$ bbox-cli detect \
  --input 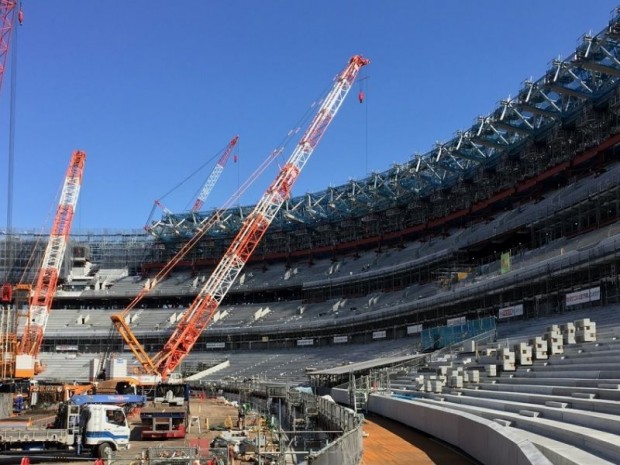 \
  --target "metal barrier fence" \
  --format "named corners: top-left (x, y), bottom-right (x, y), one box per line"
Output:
top-left (300, 392), bottom-right (363, 465)
top-left (422, 316), bottom-right (496, 351)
